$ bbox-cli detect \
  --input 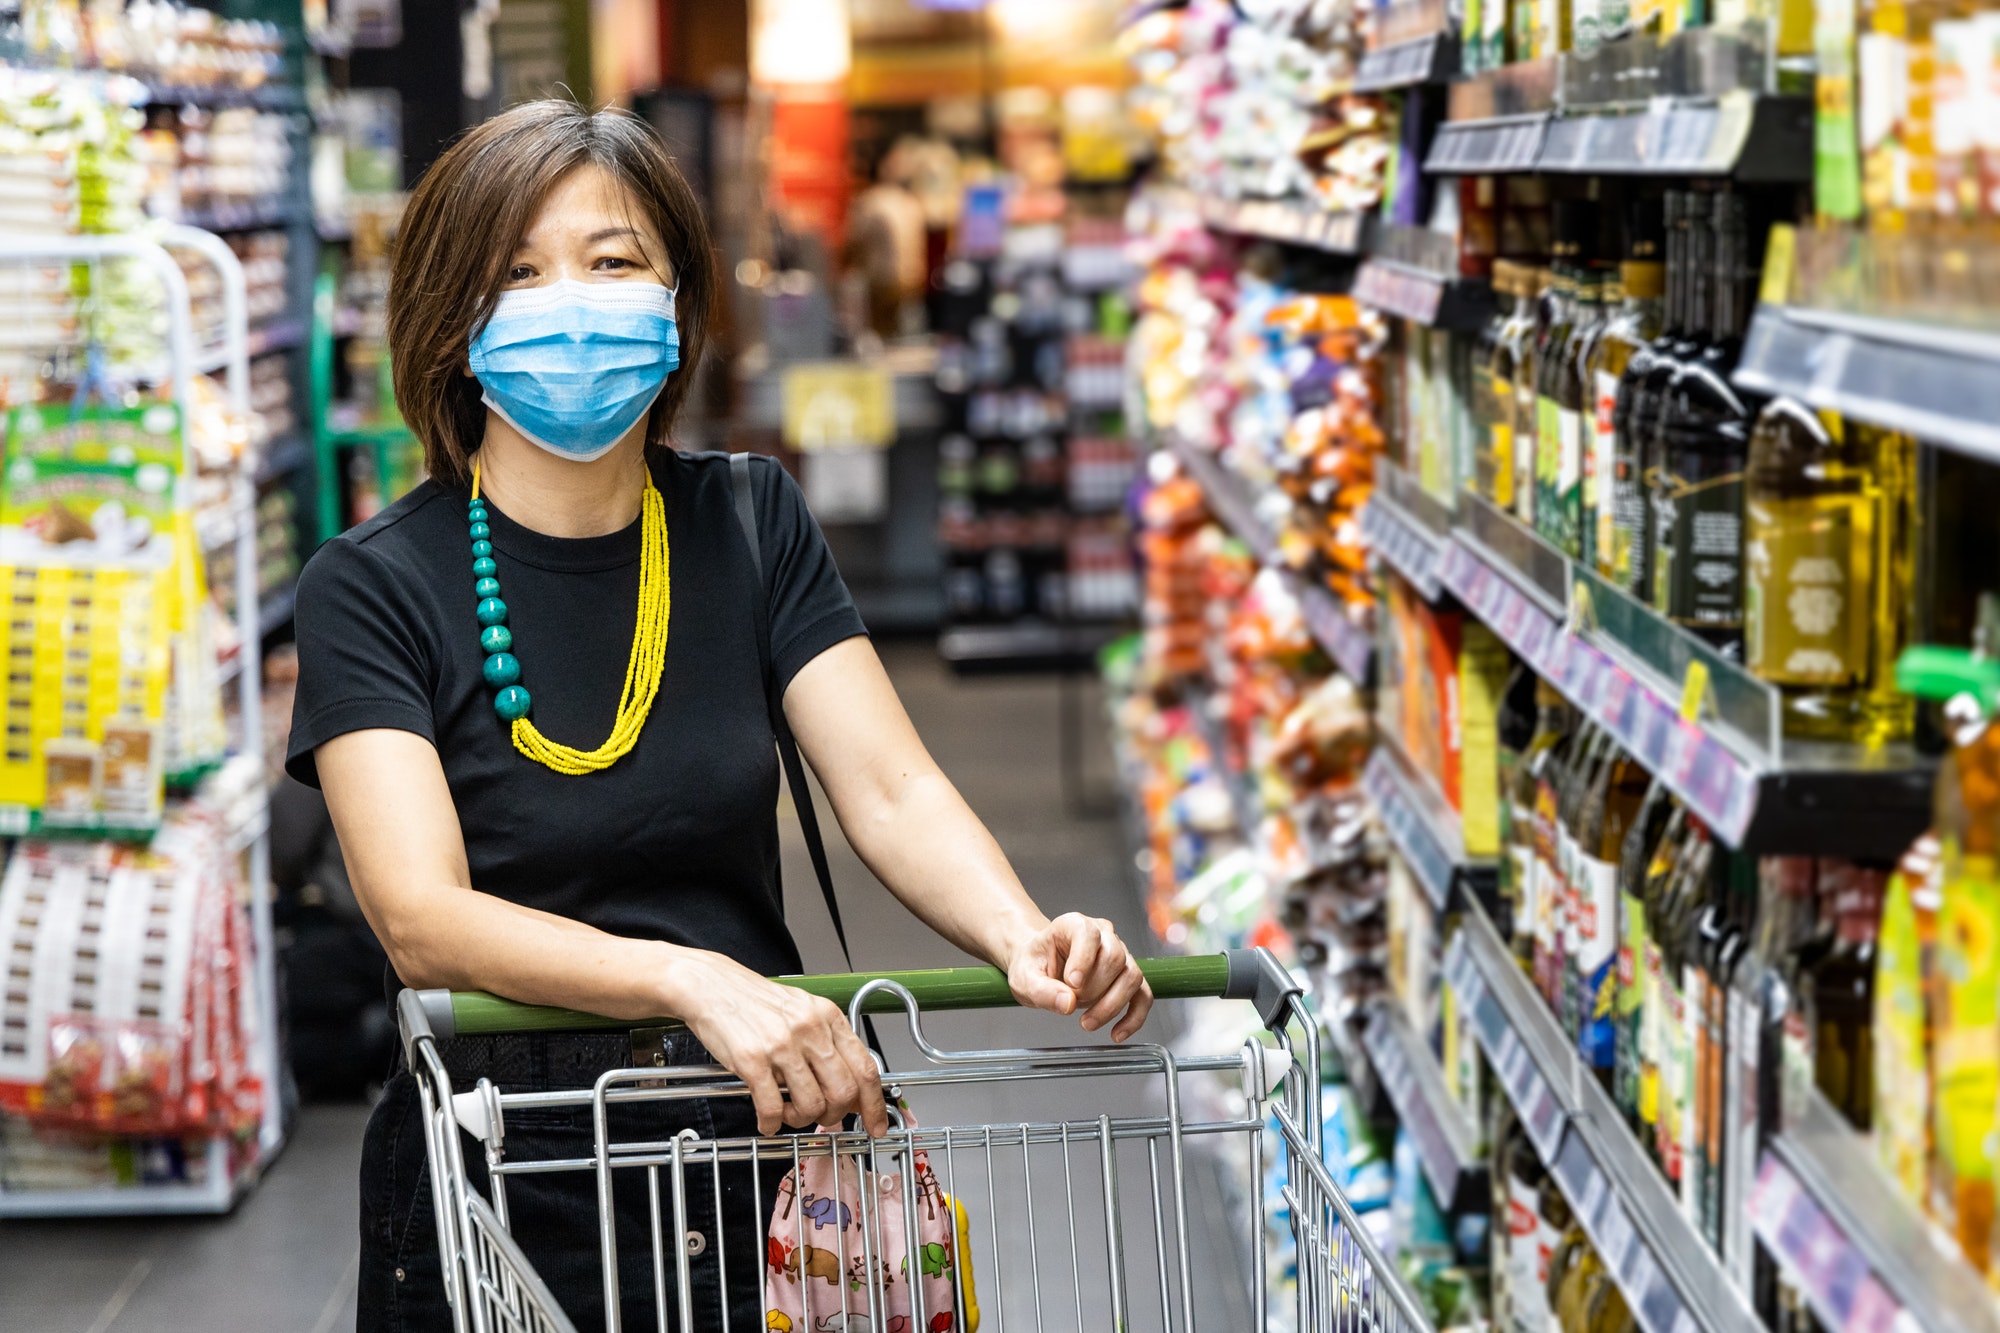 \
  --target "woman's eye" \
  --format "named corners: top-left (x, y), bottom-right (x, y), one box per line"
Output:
top-left (507, 265), bottom-right (534, 282)
top-left (594, 257), bottom-right (631, 271)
